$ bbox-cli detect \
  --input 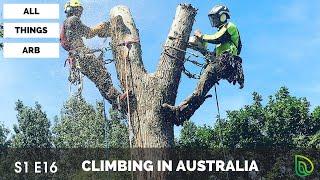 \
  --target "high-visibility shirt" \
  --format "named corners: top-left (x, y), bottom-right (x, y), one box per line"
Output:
top-left (202, 22), bottom-right (241, 56)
